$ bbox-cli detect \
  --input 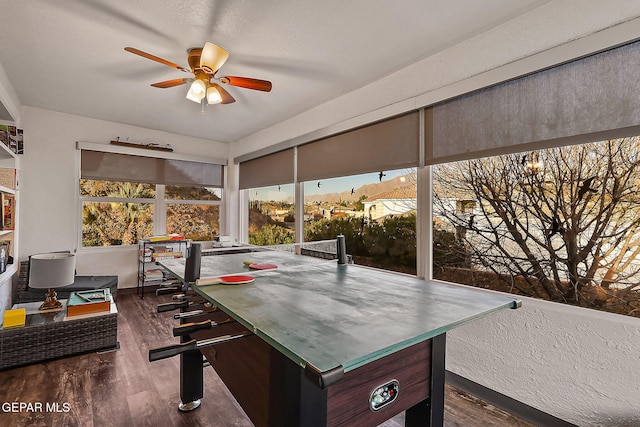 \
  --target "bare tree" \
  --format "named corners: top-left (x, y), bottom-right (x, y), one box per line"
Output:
top-left (434, 137), bottom-right (640, 314)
